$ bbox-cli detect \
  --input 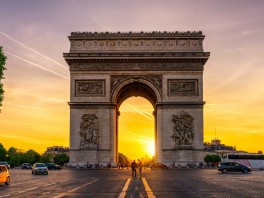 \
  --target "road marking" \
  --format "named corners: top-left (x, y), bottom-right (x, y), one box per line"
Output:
top-left (0, 194), bottom-right (11, 198)
top-left (53, 178), bottom-right (98, 198)
top-left (43, 179), bottom-right (70, 187)
top-left (0, 179), bottom-right (71, 198)
top-left (118, 178), bottom-right (131, 198)
top-left (142, 178), bottom-right (156, 198)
